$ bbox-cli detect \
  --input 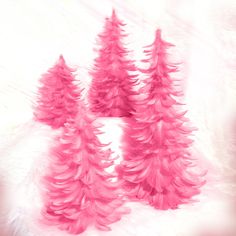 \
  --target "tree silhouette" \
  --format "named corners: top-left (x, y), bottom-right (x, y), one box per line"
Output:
top-left (42, 102), bottom-right (128, 234)
top-left (117, 29), bottom-right (205, 210)
top-left (34, 55), bottom-right (80, 129)
top-left (88, 10), bottom-right (137, 117)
